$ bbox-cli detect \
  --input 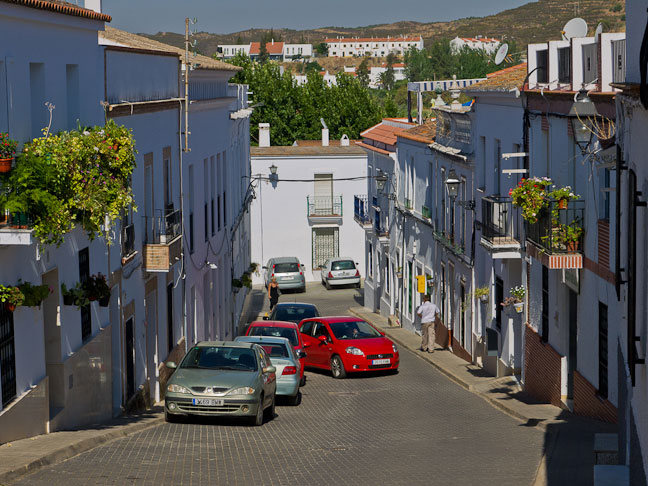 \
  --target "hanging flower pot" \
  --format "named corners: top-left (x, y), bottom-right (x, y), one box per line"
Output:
top-left (0, 157), bottom-right (13, 173)
top-left (99, 295), bottom-right (110, 307)
top-left (566, 240), bottom-right (579, 253)
top-left (558, 199), bottom-right (568, 210)
top-left (514, 302), bottom-right (524, 313)
top-left (4, 302), bottom-right (16, 312)
top-left (479, 294), bottom-right (489, 303)
top-left (63, 293), bottom-right (75, 306)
